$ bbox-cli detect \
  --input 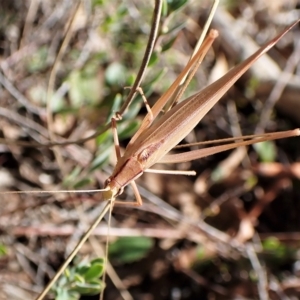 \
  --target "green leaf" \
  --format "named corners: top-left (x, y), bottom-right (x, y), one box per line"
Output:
top-left (122, 96), bottom-right (143, 120)
top-left (90, 144), bottom-right (112, 171)
top-left (92, 0), bottom-right (104, 7)
top-left (82, 262), bottom-right (105, 281)
top-left (196, 245), bottom-right (206, 261)
top-left (145, 68), bottom-right (166, 88)
top-left (118, 120), bottom-right (140, 140)
top-left (254, 140), bottom-right (276, 162)
top-left (77, 265), bottom-right (90, 276)
top-left (211, 166), bottom-right (224, 183)
top-left (67, 70), bottom-right (101, 107)
top-left (26, 46), bottom-right (48, 73)
top-left (161, 36), bottom-right (177, 52)
top-left (167, 0), bottom-right (188, 14)
top-left (64, 268), bottom-right (71, 279)
top-left (245, 174), bottom-right (258, 190)
top-left (163, 22), bottom-right (186, 37)
top-left (91, 257), bottom-right (105, 265)
top-left (105, 93), bottom-right (122, 122)
top-left (263, 237), bottom-right (281, 251)
top-left (96, 129), bottom-right (111, 145)
top-left (55, 287), bottom-right (79, 300)
top-left (74, 274), bottom-right (85, 283)
top-left (73, 282), bottom-right (104, 295)
top-left (113, 250), bottom-right (146, 264)
top-left (62, 166), bottom-right (82, 187)
top-left (262, 237), bottom-right (293, 262)
top-left (73, 178), bottom-right (93, 189)
top-left (126, 73), bottom-right (136, 86)
top-left (148, 51), bottom-right (159, 67)
top-left (0, 244), bottom-right (8, 257)
top-left (105, 62), bottom-right (127, 86)
top-left (161, 0), bottom-right (168, 17)
top-left (109, 237), bottom-right (154, 263)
